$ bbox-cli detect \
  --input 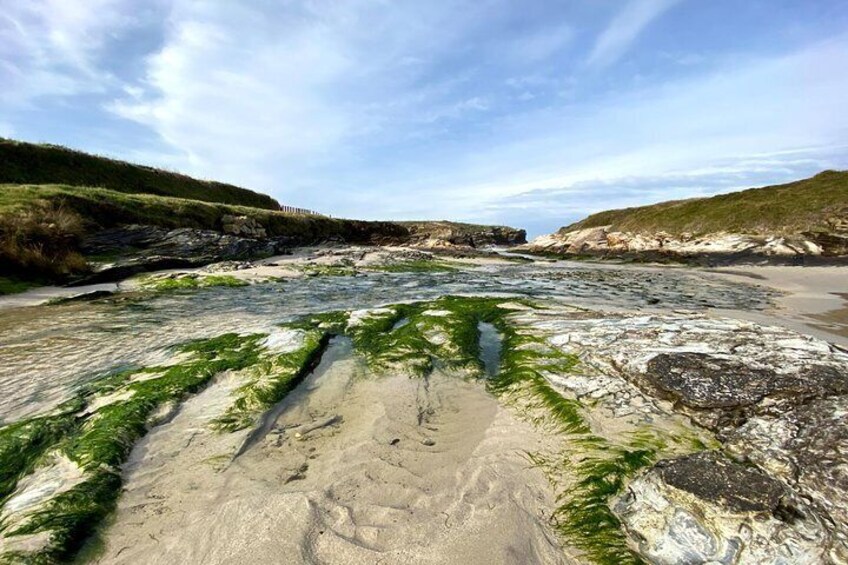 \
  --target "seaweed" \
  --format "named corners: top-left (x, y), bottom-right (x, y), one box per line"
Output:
top-left (300, 264), bottom-right (357, 277)
top-left (0, 332), bottom-right (267, 562)
top-left (212, 329), bottom-right (331, 432)
top-left (136, 274), bottom-right (249, 292)
top-left (366, 259), bottom-right (459, 273)
top-left (0, 413), bottom-right (79, 505)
